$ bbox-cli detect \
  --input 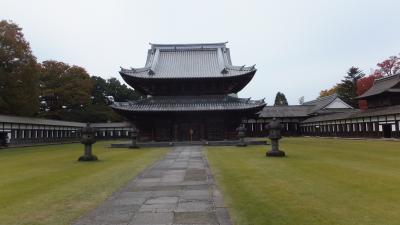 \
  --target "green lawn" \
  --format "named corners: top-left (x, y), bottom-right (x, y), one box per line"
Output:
top-left (207, 138), bottom-right (400, 225)
top-left (0, 141), bottom-right (168, 225)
